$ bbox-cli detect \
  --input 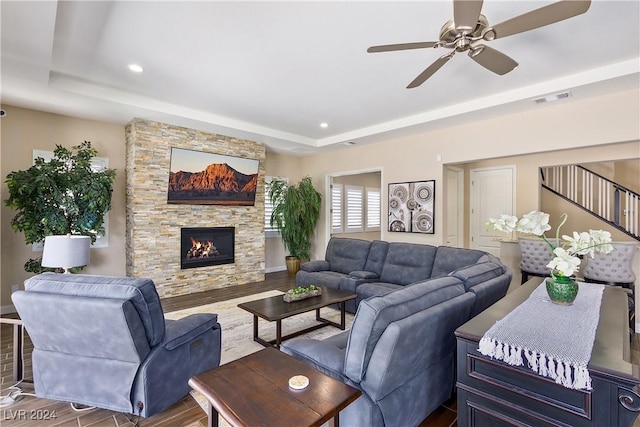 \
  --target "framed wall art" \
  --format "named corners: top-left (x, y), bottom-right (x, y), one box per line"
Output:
top-left (167, 147), bottom-right (259, 206)
top-left (388, 180), bottom-right (435, 234)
